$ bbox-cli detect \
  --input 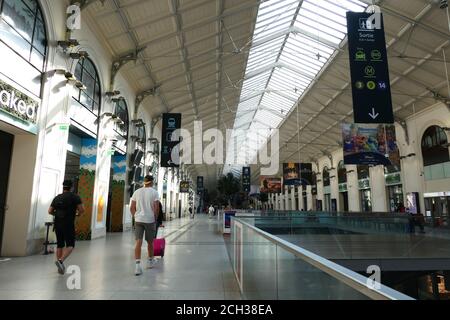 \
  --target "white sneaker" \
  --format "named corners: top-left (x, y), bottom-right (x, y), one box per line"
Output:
top-left (147, 258), bottom-right (157, 269)
top-left (135, 263), bottom-right (143, 276)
